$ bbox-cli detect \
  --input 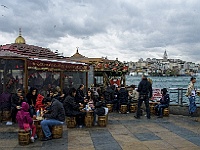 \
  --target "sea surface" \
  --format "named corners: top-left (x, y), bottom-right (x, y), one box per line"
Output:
top-left (126, 75), bottom-right (200, 106)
